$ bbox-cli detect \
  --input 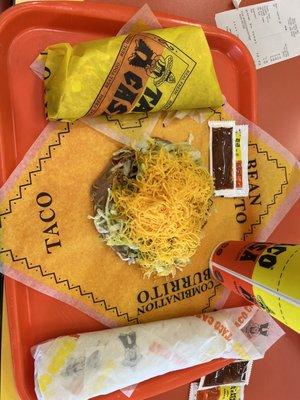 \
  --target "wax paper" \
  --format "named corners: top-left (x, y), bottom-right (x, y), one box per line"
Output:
top-left (32, 306), bottom-right (283, 400)
top-left (1, 101), bottom-right (299, 327)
